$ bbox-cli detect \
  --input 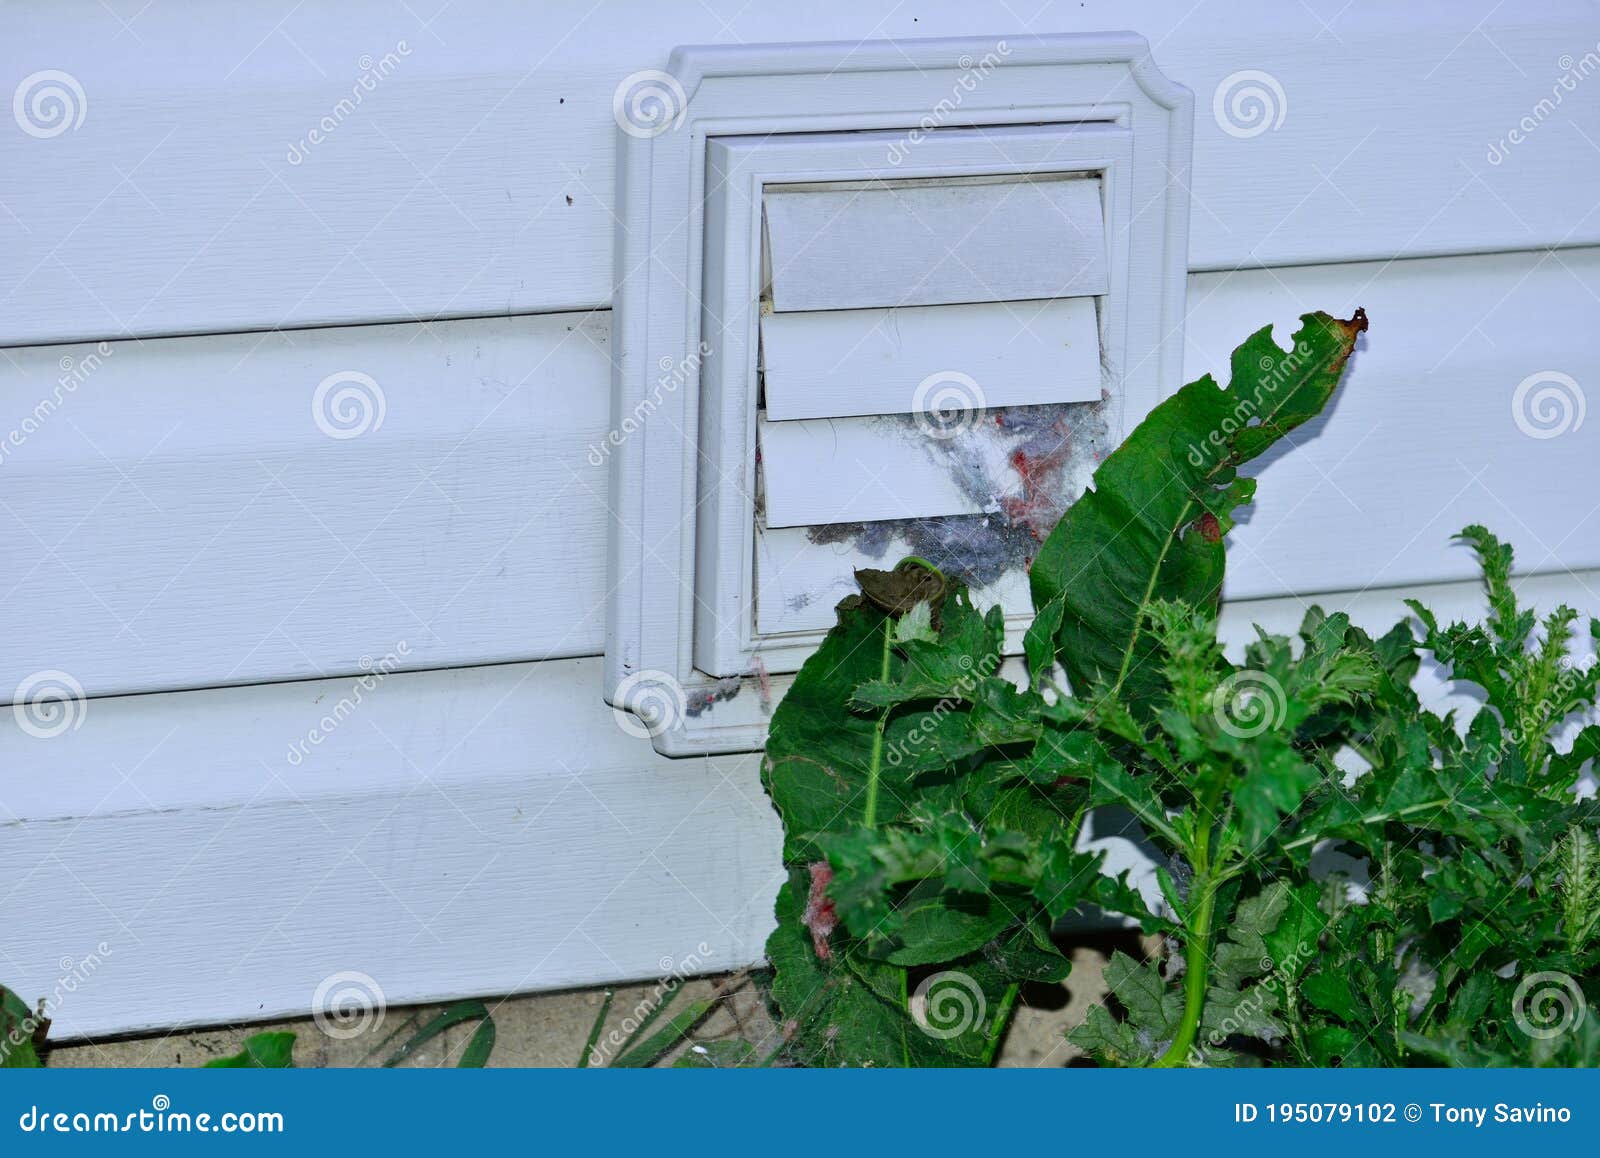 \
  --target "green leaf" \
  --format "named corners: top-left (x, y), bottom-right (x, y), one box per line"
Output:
top-left (577, 988), bottom-right (615, 1067)
top-left (1068, 951), bottom-right (1183, 1066)
top-left (383, 1000), bottom-right (495, 1068)
top-left (205, 1031), bottom-right (296, 1068)
top-left (763, 597), bottom-right (901, 862)
top-left (1024, 594), bottom-right (1066, 687)
top-left (611, 999), bottom-right (716, 1068)
top-left (1029, 310), bottom-right (1367, 707)
top-left (1261, 881), bottom-right (1327, 982)
top-left (765, 874), bottom-right (973, 1067)
top-left (0, 986), bottom-right (44, 1068)
top-left (457, 1018), bottom-right (496, 1068)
